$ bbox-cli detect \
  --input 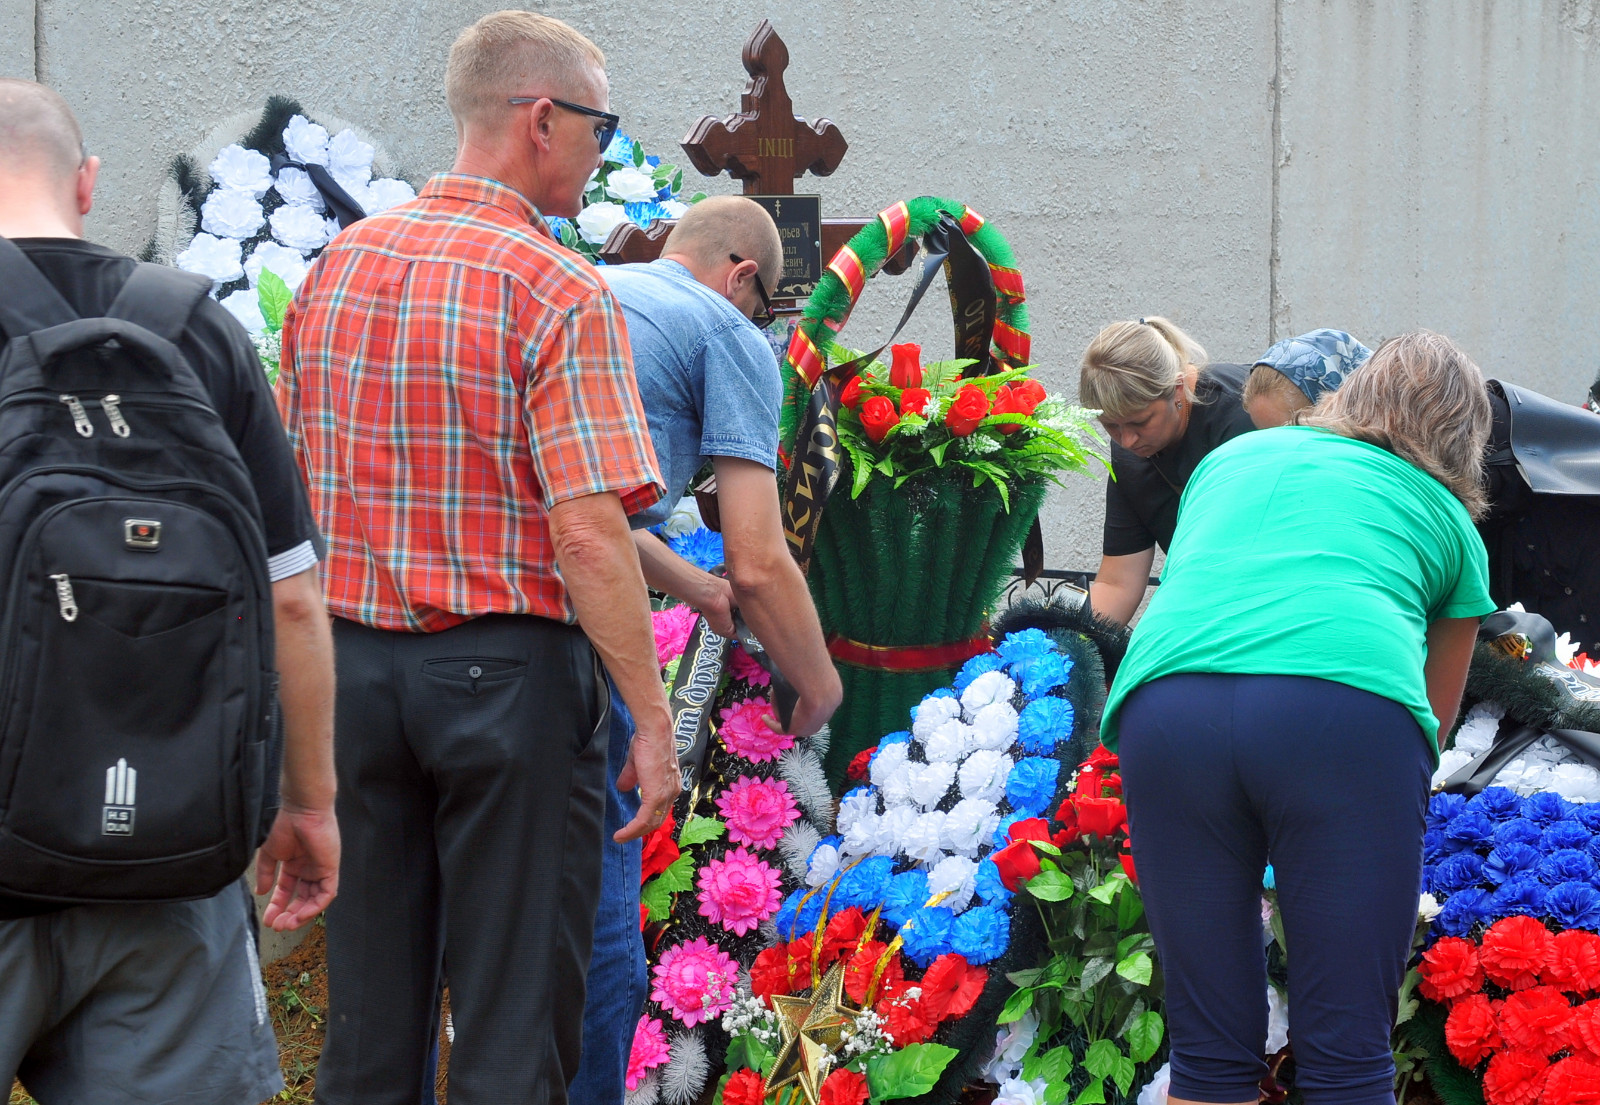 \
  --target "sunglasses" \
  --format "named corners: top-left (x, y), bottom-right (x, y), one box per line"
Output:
top-left (507, 96), bottom-right (620, 152)
top-left (729, 254), bottom-right (775, 327)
